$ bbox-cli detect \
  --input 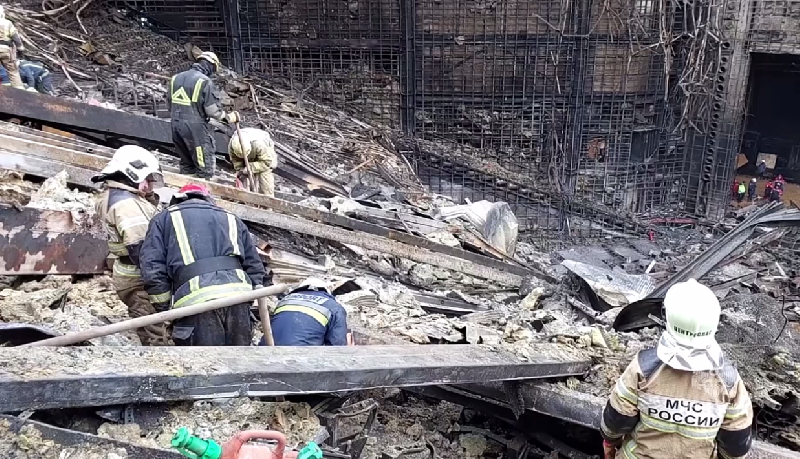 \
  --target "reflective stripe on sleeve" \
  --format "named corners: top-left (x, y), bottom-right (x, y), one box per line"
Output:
top-left (117, 215), bottom-right (149, 232)
top-left (615, 378), bottom-right (639, 405)
top-left (113, 261), bottom-right (140, 277)
top-left (149, 291), bottom-right (172, 304)
top-left (196, 146), bottom-right (205, 167)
